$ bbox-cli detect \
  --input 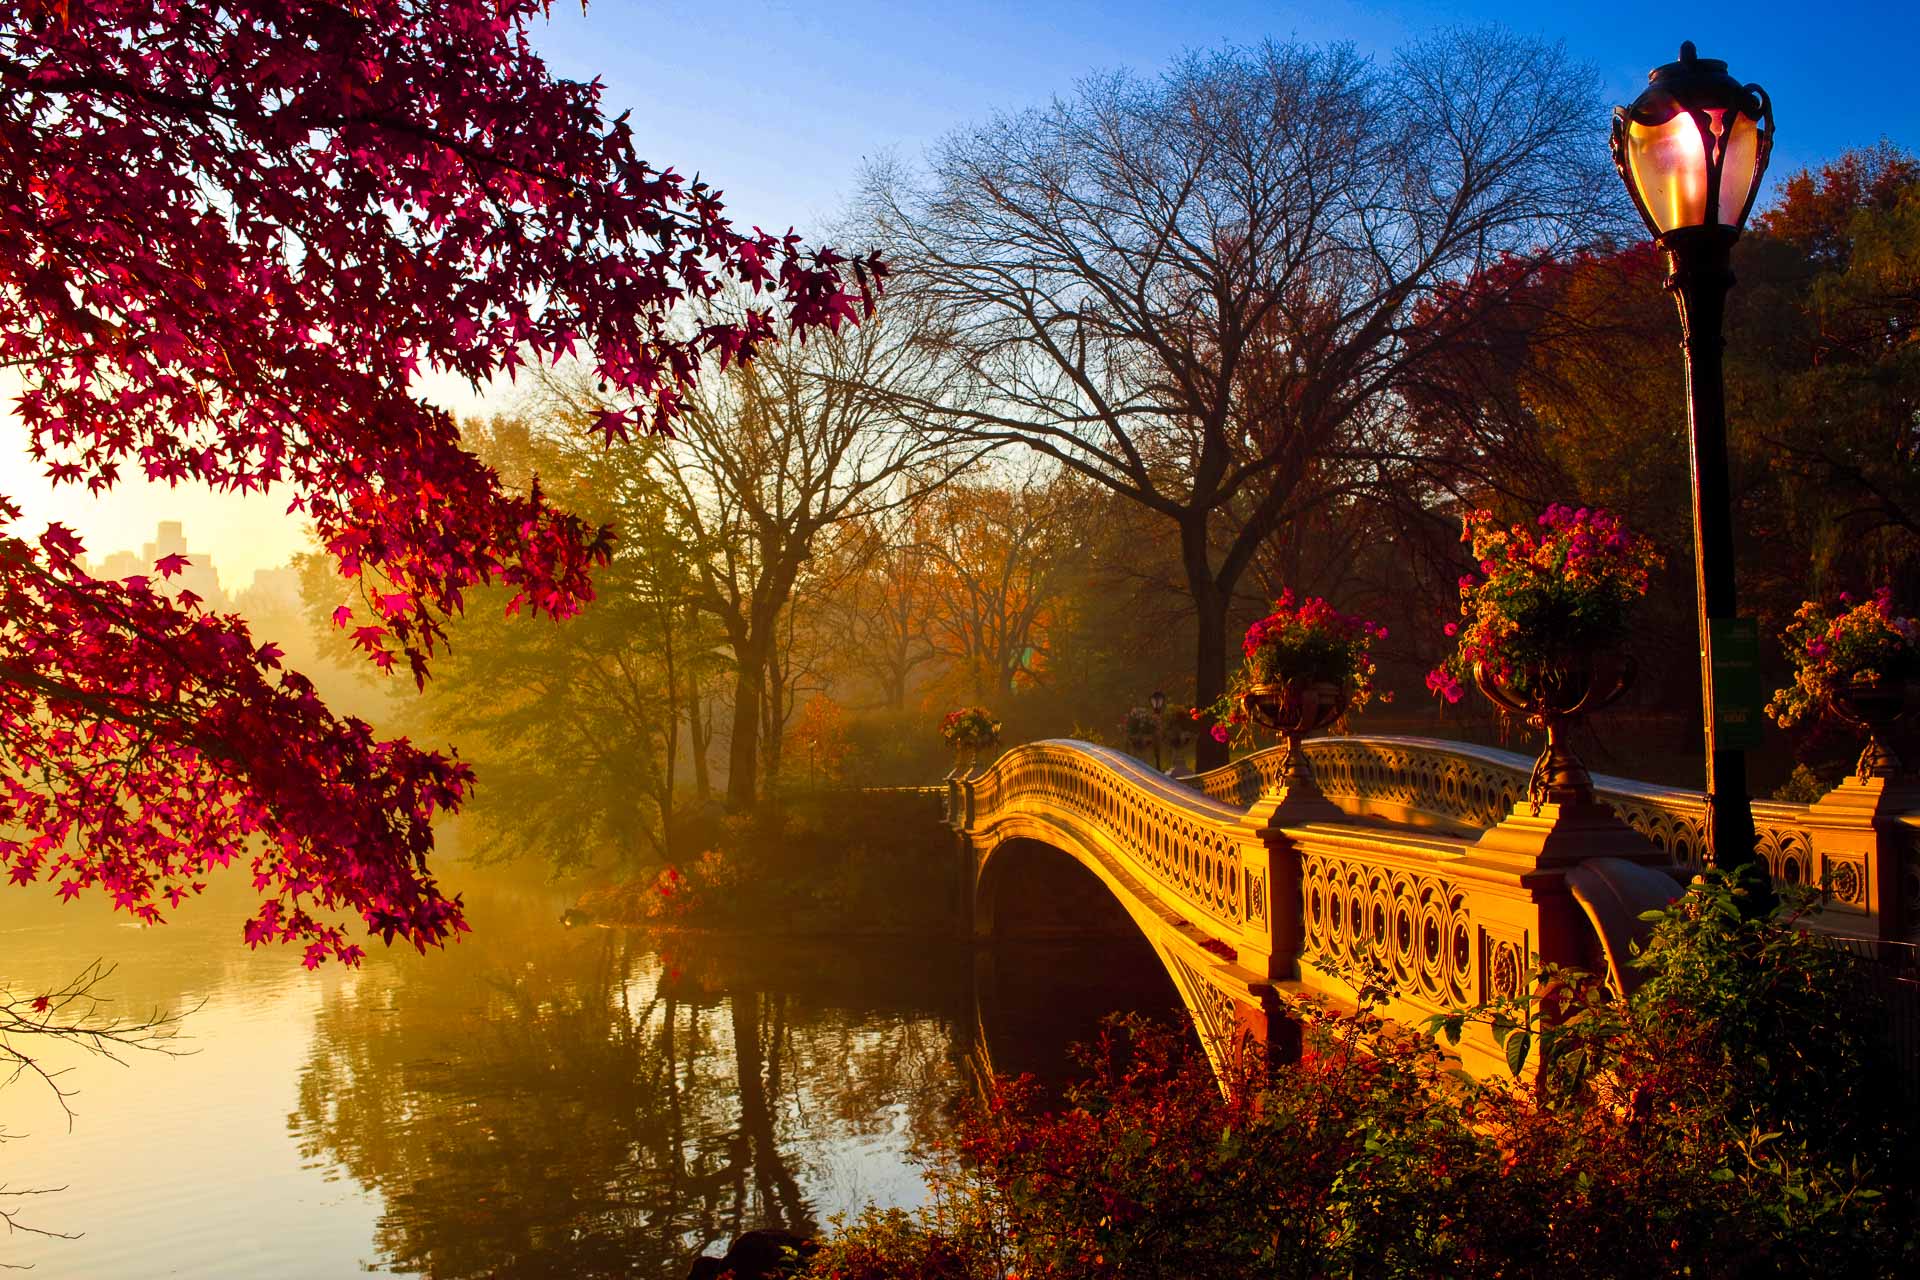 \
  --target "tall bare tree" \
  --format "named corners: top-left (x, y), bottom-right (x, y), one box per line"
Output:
top-left (813, 515), bottom-right (945, 710)
top-left (556, 301), bottom-right (972, 809)
top-left (920, 472), bottom-right (1077, 700)
top-left (868, 30), bottom-right (1619, 765)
